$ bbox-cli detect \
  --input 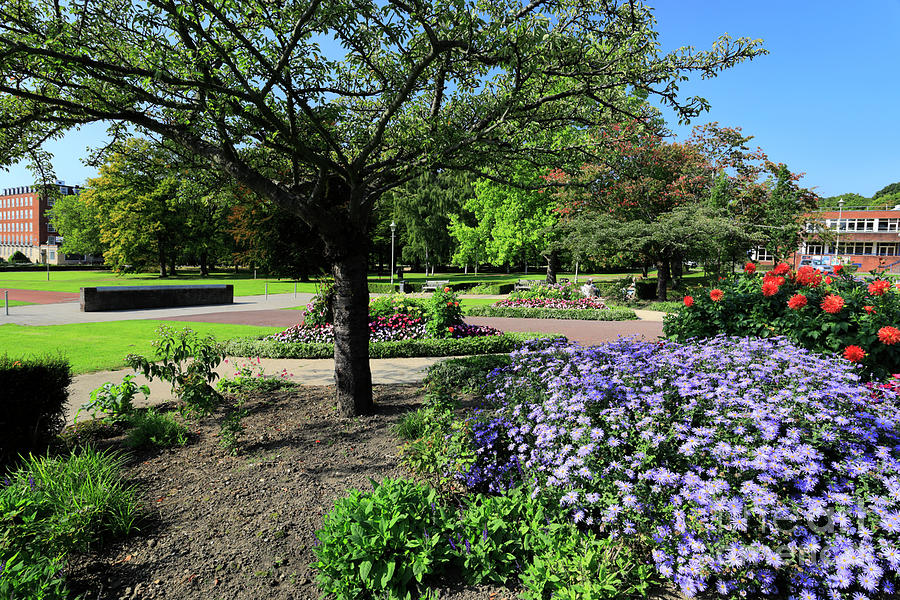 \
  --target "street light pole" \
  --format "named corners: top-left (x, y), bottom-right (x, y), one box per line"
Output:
top-left (389, 221), bottom-right (396, 288)
top-left (835, 197), bottom-right (845, 265)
